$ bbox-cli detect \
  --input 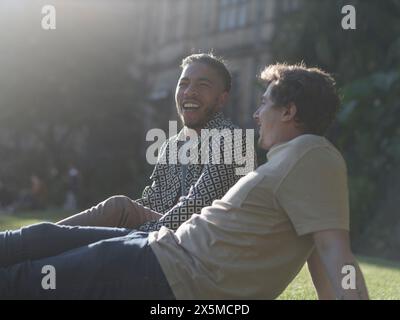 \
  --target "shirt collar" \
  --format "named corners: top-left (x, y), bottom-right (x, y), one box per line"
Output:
top-left (202, 111), bottom-right (225, 130)
top-left (266, 134), bottom-right (325, 160)
top-left (176, 111), bottom-right (225, 141)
